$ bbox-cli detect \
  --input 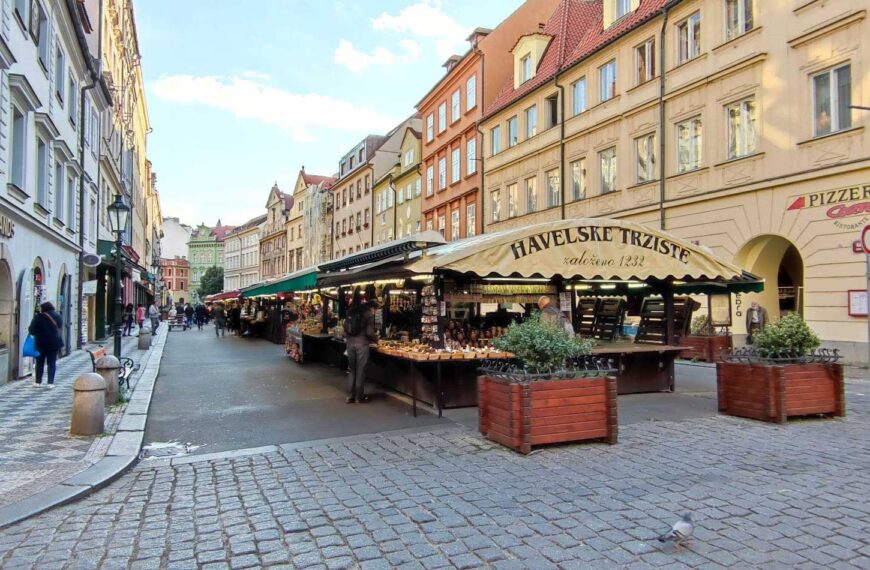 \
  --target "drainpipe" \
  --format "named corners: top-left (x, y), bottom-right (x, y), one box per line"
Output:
top-left (474, 46), bottom-right (485, 235)
top-left (659, 3), bottom-right (672, 231)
